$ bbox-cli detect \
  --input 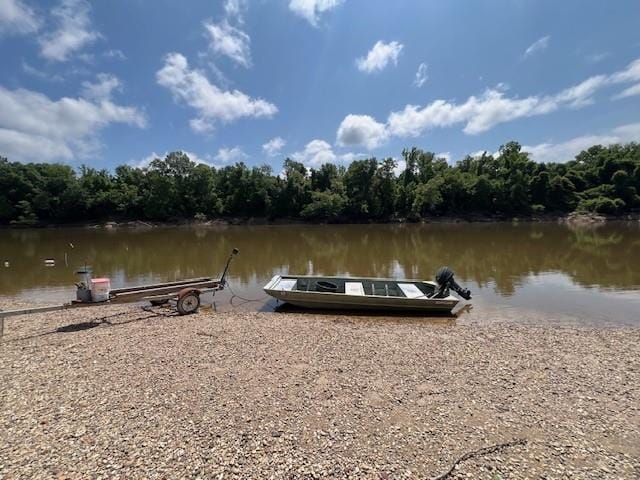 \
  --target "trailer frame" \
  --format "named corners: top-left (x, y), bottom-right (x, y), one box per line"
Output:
top-left (0, 248), bottom-right (239, 339)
